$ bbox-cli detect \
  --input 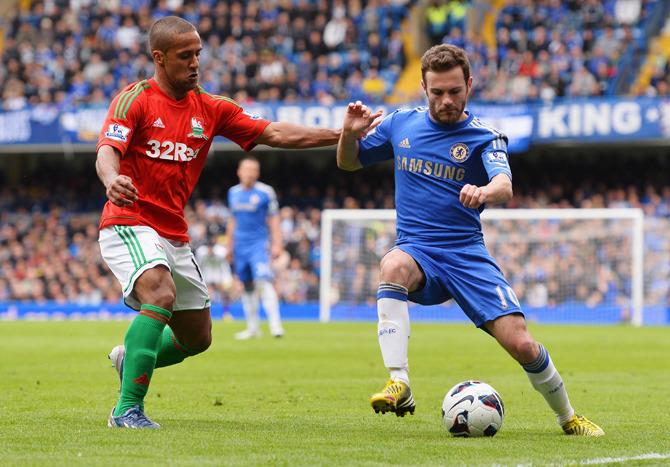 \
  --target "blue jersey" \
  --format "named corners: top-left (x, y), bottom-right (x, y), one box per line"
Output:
top-left (359, 108), bottom-right (511, 246)
top-left (227, 182), bottom-right (278, 247)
